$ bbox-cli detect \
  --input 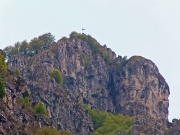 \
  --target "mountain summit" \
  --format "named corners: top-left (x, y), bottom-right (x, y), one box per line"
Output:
top-left (0, 32), bottom-right (178, 134)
